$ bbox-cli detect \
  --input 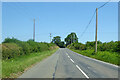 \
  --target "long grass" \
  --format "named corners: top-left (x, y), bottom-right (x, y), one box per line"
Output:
top-left (2, 48), bottom-right (58, 78)
top-left (71, 49), bottom-right (120, 65)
